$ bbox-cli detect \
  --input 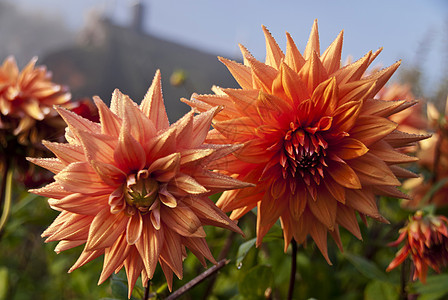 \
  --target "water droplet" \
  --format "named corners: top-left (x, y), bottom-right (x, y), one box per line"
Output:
top-left (236, 262), bottom-right (243, 269)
